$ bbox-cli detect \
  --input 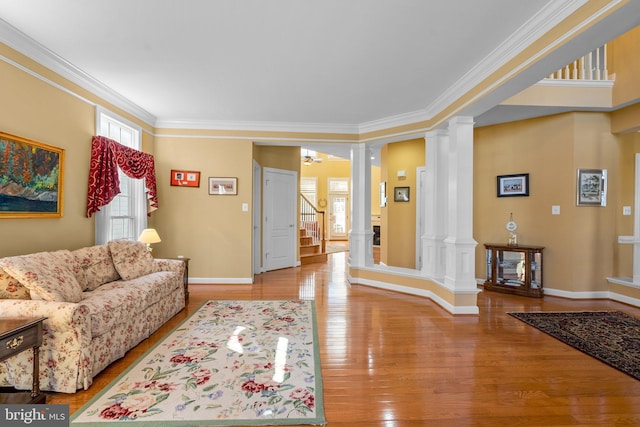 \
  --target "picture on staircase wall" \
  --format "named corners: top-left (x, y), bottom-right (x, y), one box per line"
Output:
top-left (577, 169), bottom-right (607, 206)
